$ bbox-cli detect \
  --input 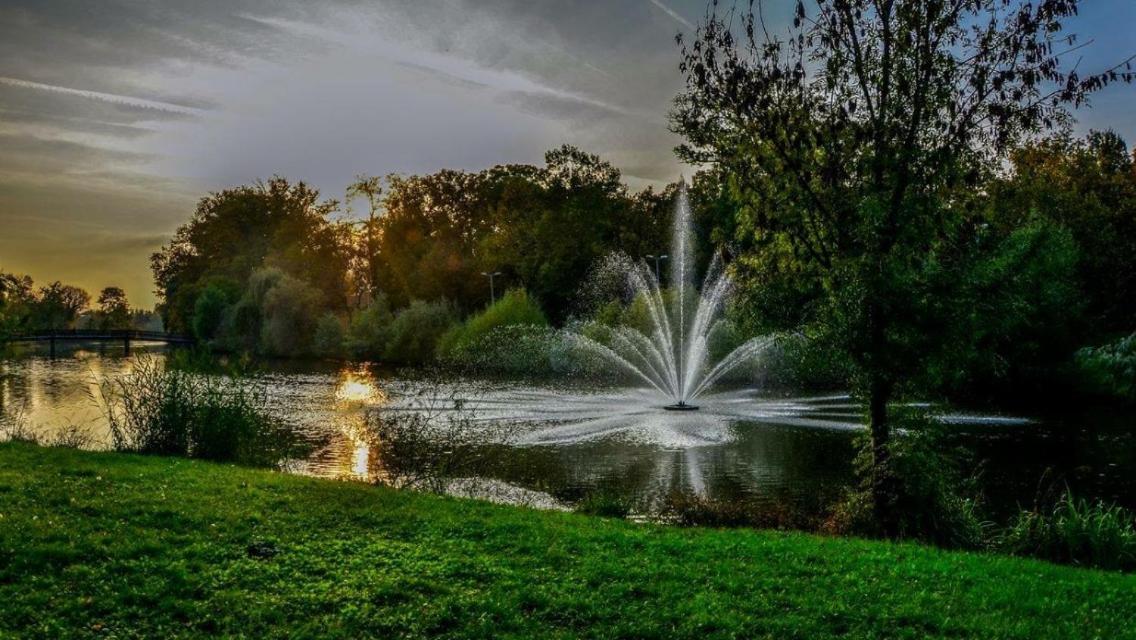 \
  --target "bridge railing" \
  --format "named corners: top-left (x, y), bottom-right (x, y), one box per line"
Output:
top-left (1, 329), bottom-right (195, 344)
